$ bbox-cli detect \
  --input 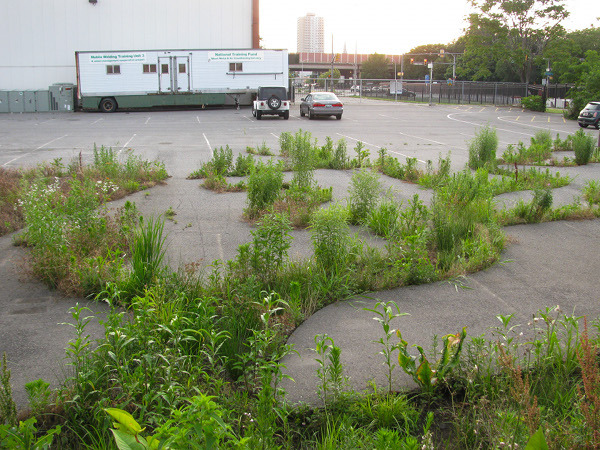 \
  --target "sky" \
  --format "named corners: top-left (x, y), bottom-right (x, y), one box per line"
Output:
top-left (260, 0), bottom-right (599, 55)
